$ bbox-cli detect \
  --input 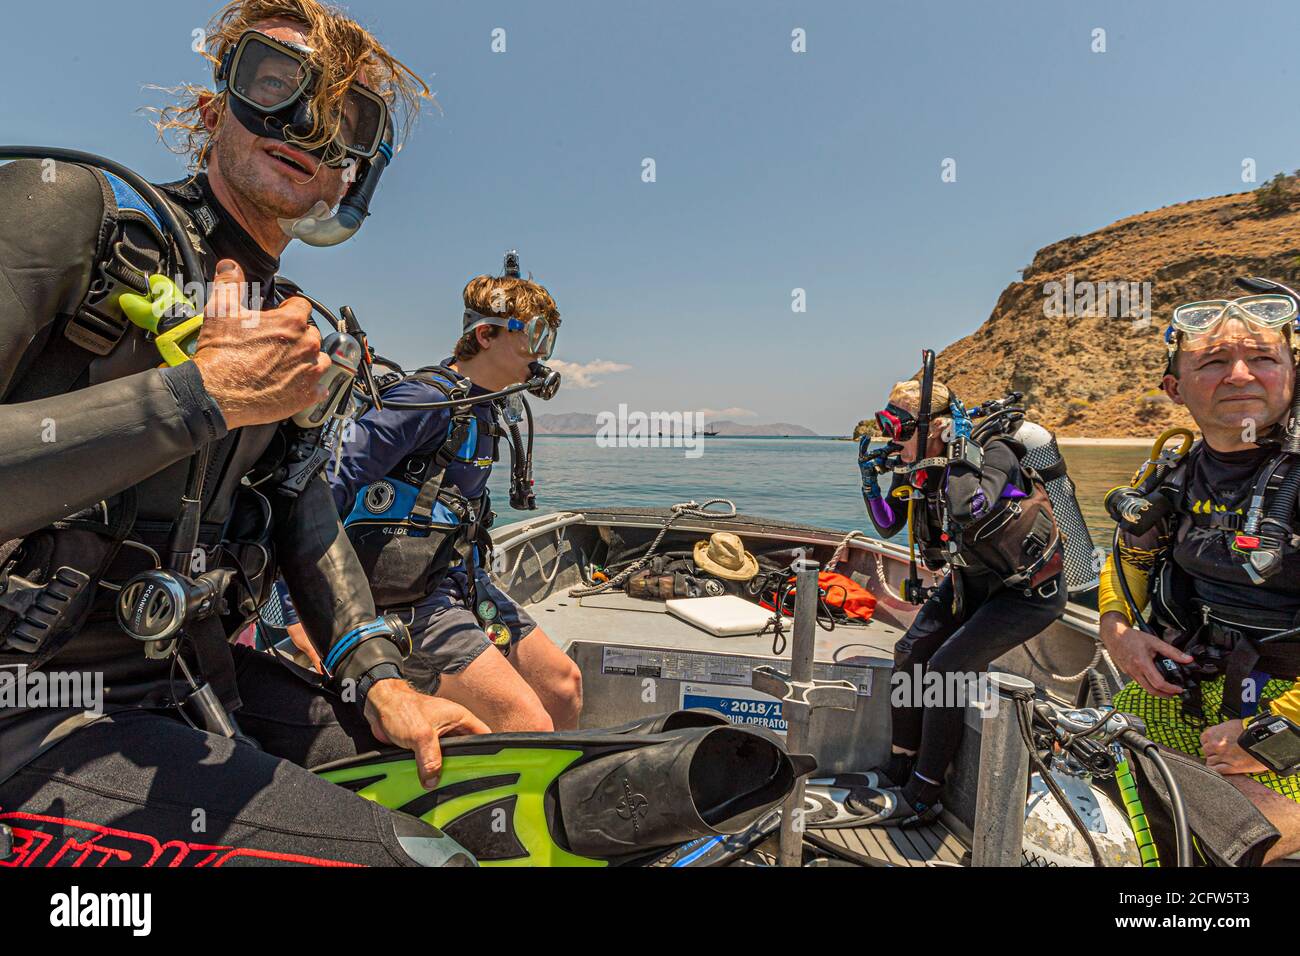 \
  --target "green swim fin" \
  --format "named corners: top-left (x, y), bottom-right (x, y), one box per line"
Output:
top-left (315, 714), bottom-right (813, 867)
